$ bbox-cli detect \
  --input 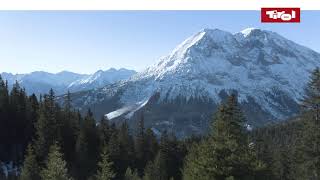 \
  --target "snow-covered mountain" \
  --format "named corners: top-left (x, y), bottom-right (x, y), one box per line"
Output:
top-left (1, 68), bottom-right (136, 95)
top-left (123, 28), bottom-right (318, 118)
top-left (67, 68), bottom-right (136, 92)
top-left (65, 28), bottom-right (320, 137)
